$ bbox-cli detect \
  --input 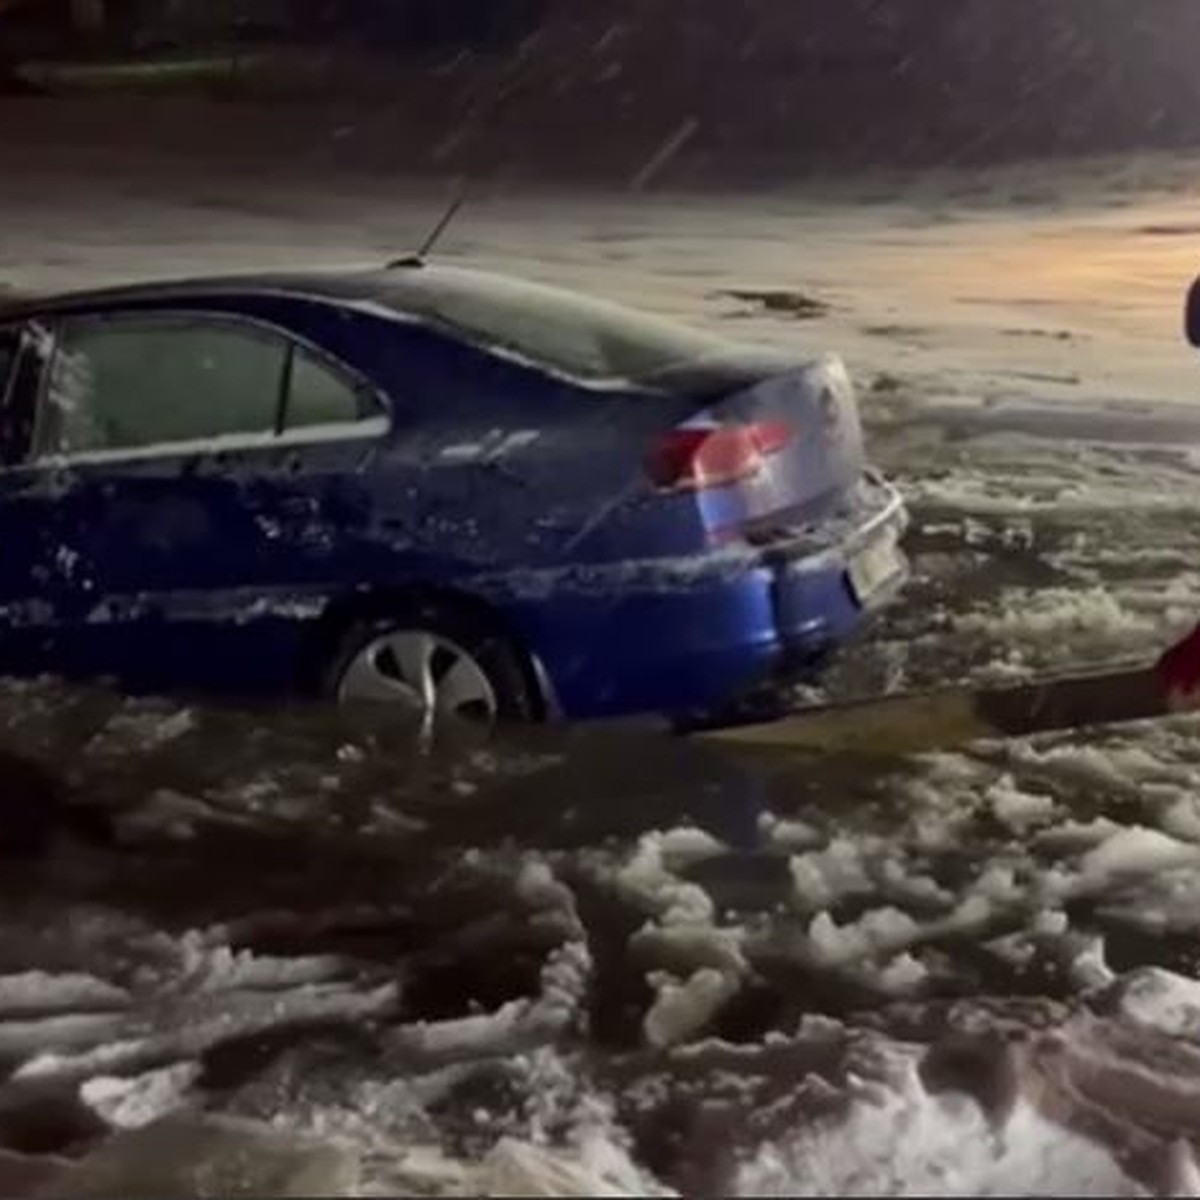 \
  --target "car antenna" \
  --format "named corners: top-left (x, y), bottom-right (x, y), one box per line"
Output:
top-left (386, 184), bottom-right (468, 269)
